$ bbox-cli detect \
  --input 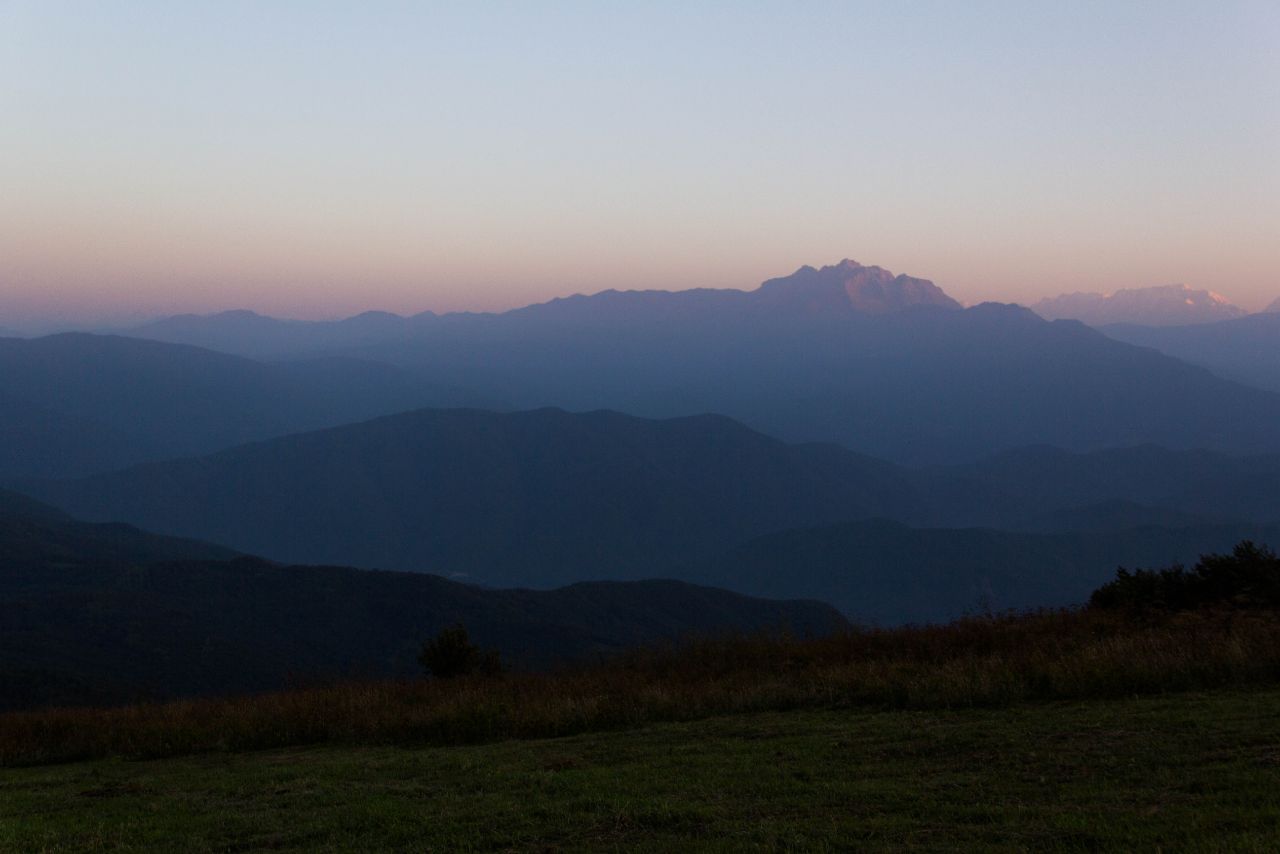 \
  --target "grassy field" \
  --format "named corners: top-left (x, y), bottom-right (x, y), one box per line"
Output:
top-left (3, 688), bottom-right (1279, 852)
top-left (6, 608), bottom-right (1280, 767)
